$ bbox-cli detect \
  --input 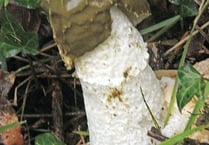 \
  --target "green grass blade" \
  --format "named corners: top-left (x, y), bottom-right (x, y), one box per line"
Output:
top-left (73, 130), bottom-right (89, 136)
top-left (140, 15), bottom-right (181, 35)
top-left (35, 133), bottom-right (65, 145)
top-left (185, 81), bottom-right (209, 130)
top-left (147, 18), bottom-right (179, 42)
top-left (184, 96), bottom-right (205, 130)
top-left (160, 124), bottom-right (209, 145)
top-left (0, 120), bottom-right (26, 133)
top-left (164, 77), bottom-right (179, 125)
top-left (204, 82), bottom-right (209, 97)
